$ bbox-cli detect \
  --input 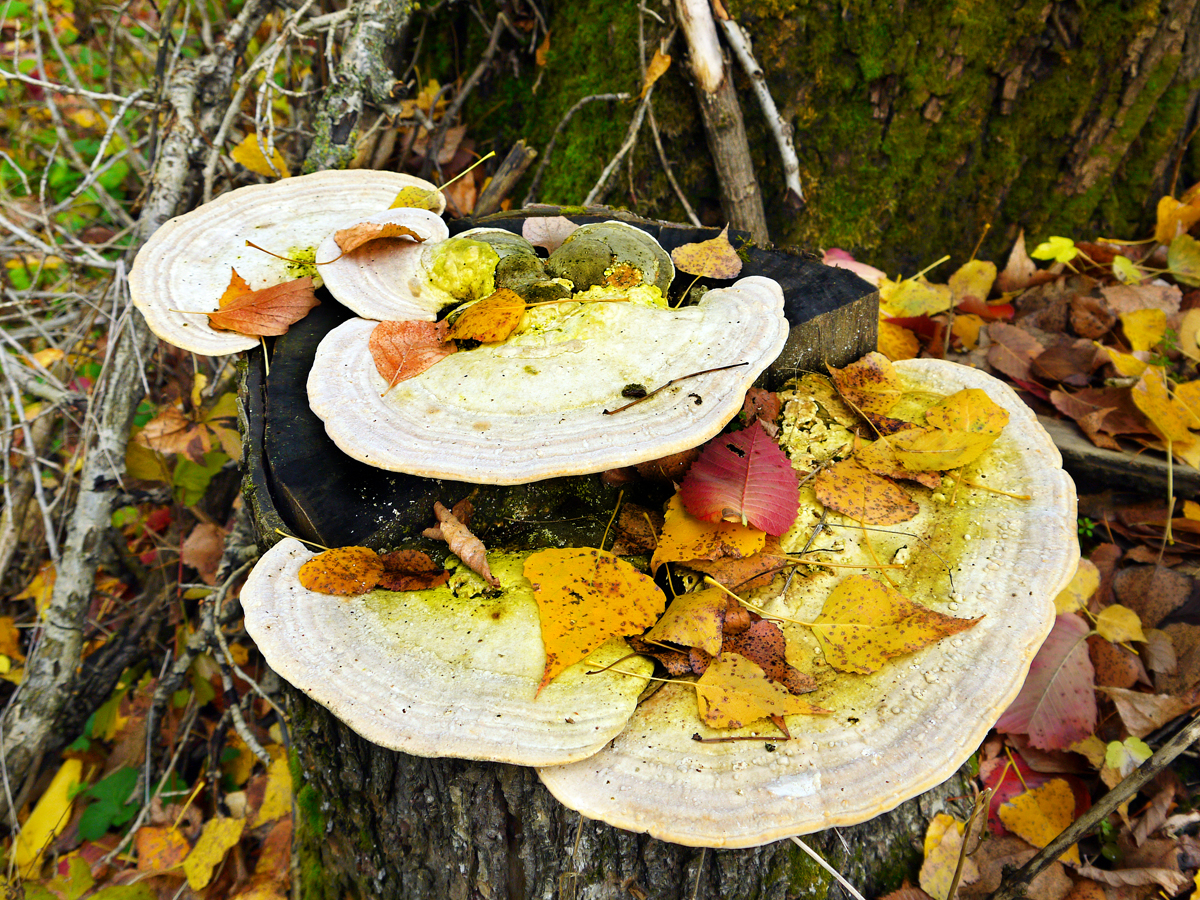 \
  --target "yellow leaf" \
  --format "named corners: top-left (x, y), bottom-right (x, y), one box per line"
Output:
top-left (695, 653), bottom-right (827, 729)
top-left (639, 47), bottom-right (672, 99)
top-left (1094, 604), bottom-right (1145, 644)
top-left (1130, 366), bottom-right (1194, 443)
top-left (389, 186), bottom-right (443, 211)
top-left (28, 347), bottom-right (64, 368)
top-left (1054, 559), bottom-right (1099, 615)
top-left (1120, 308), bottom-right (1167, 353)
top-left (14, 757), bottom-right (82, 874)
top-left (15, 562), bottom-right (55, 615)
top-left (1172, 378), bottom-right (1200, 428)
top-left (135, 825), bottom-right (190, 871)
top-left (1179, 309), bottom-right (1200, 361)
top-left (643, 587), bottom-right (727, 655)
top-left (880, 277), bottom-right (952, 318)
top-left (0, 616), bottom-right (24, 662)
top-left (889, 425), bottom-right (996, 472)
top-left (813, 575), bottom-right (982, 674)
top-left (446, 289), bottom-right (526, 343)
top-left (222, 732), bottom-right (257, 787)
top-left (535, 29), bottom-right (551, 66)
top-left (924, 388), bottom-right (1010, 436)
top-left (828, 351), bottom-right (905, 419)
top-left (878, 320), bottom-right (920, 361)
top-left (948, 259), bottom-right (996, 305)
top-left (669, 225), bottom-right (742, 279)
top-left (1184, 499), bottom-right (1200, 520)
top-left (255, 756), bottom-right (293, 825)
top-left (997, 779), bottom-right (1080, 865)
top-left (184, 816), bottom-right (246, 890)
top-left (813, 457), bottom-right (919, 525)
top-left (1102, 344), bottom-right (1148, 378)
top-left (951, 313), bottom-right (984, 351)
top-left (524, 548), bottom-right (666, 691)
top-left (229, 134), bottom-right (290, 179)
top-left (218, 268), bottom-right (253, 309)
top-left (1155, 194), bottom-right (1200, 243)
top-left (920, 814), bottom-right (979, 900)
top-left (125, 438), bottom-right (171, 483)
top-left (651, 494), bottom-right (765, 570)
